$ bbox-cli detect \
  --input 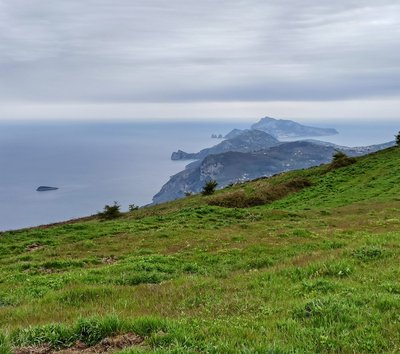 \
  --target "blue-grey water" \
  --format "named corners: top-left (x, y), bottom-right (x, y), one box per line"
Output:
top-left (0, 120), bottom-right (398, 231)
